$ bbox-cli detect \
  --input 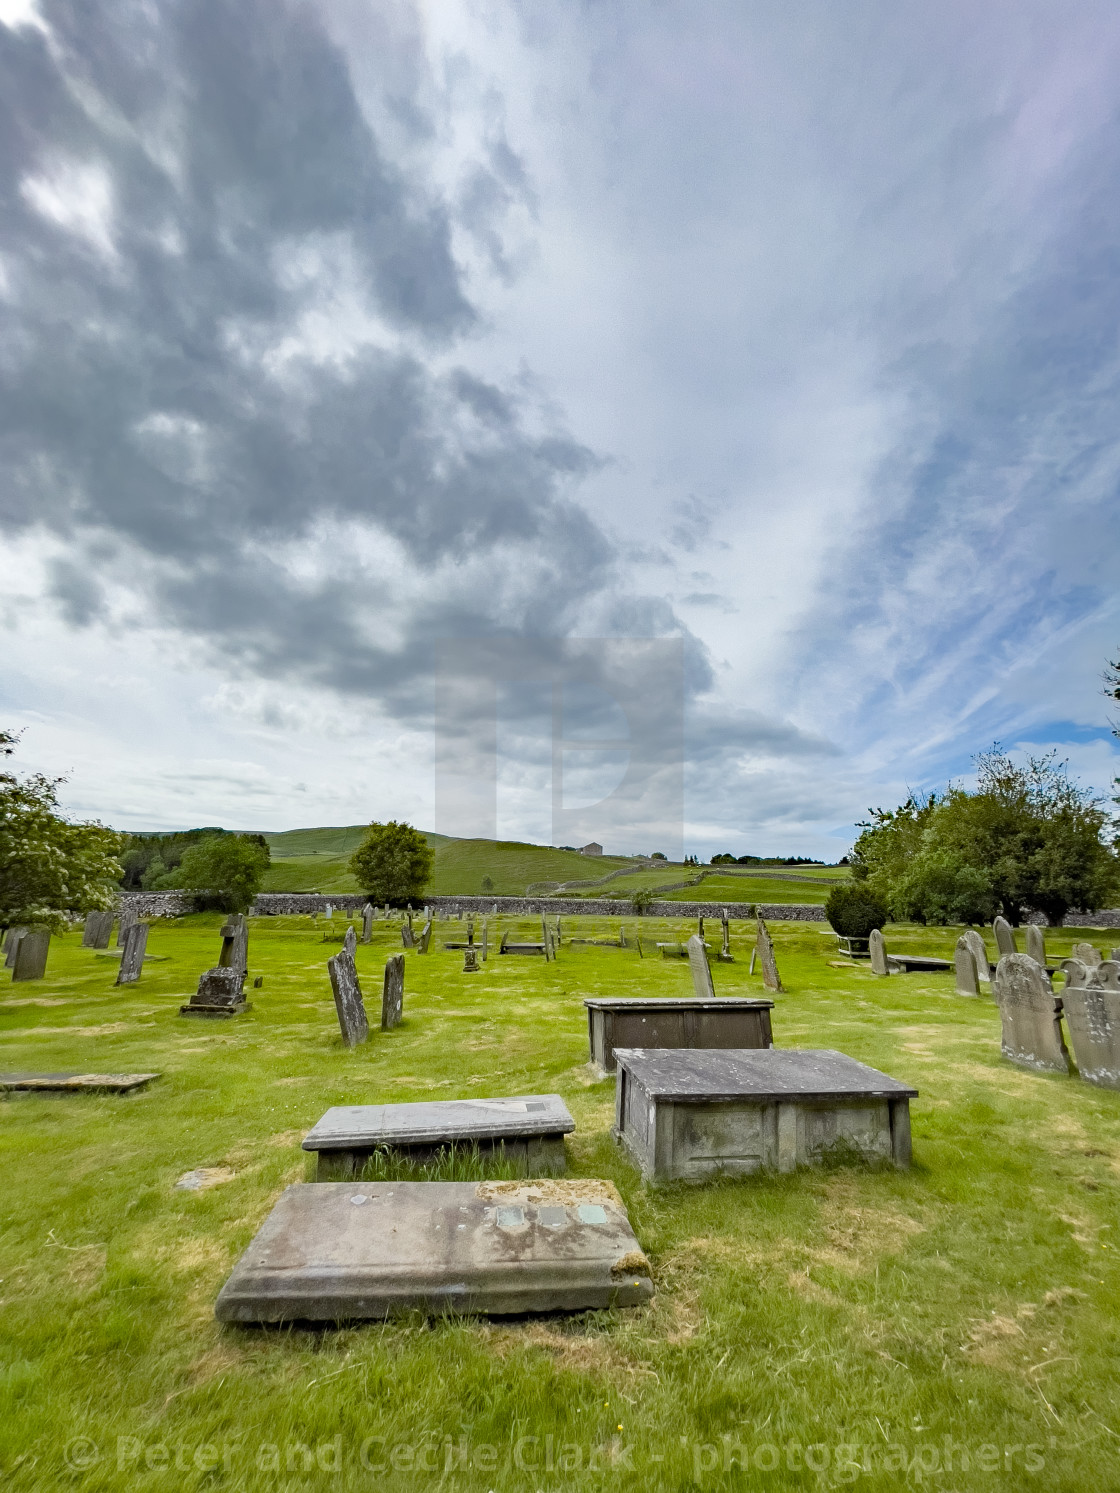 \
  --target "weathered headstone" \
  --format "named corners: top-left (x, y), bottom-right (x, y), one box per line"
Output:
top-left (687, 934), bottom-right (716, 999)
top-left (418, 920), bottom-right (432, 954)
top-left (755, 918), bottom-right (784, 993)
top-left (180, 966), bottom-right (248, 1017)
top-left (992, 916), bottom-right (1017, 958)
top-left (1023, 923), bottom-right (1047, 967)
top-left (343, 924), bottom-right (358, 958)
top-left (467, 918), bottom-right (475, 946)
top-left (954, 938), bottom-right (980, 997)
top-left (12, 930), bottom-right (50, 982)
top-left (401, 923), bottom-right (415, 950)
top-left (328, 951), bottom-right (368, 1047)
top-left (116, 904), bottom-right (136, 947)
top-left (218, 914), bottom-right (248, 978)
top-left (324, 903), bottom-right (333, 919)
top-left (869, 927), bottom-right (890, 977)
top-left (82, 910), bottom-right (114, 949)
top-left (382, 954), bottom-right (404, 1029)
top-left (3, 927), bottom-right (27, 969)
top-left (481, 919), bottom-right (488, 961)
top-left (962, 928), bottom-right (991, 984)
top-left (717, 914), bottom-right (733, 963)
top-left (1072, 941), bottom-right (1102, 967)
top-left (115, 922), bottom-right (148, 985)
top-left (463, 948), bottom-right (480, 973)
top-left (993, 953), bottom-right (1070, 1074)
top-left (361, 903), bottom-right (374, 944)
top-left (1062, 972), bottom-right (1120, 1090)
